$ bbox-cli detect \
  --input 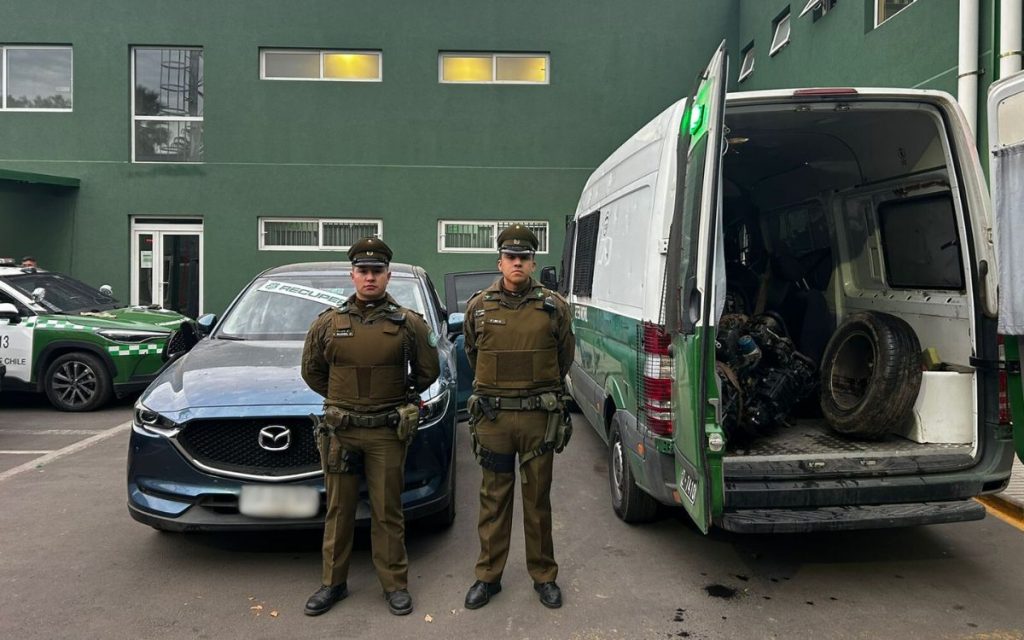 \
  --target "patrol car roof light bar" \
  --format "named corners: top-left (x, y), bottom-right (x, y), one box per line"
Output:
top-left (640, 322), bottom-right (674, 436)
